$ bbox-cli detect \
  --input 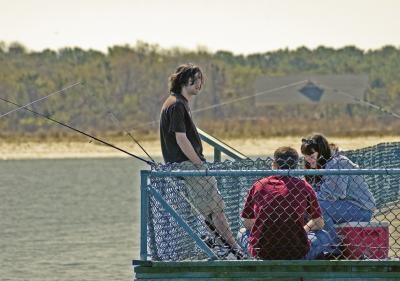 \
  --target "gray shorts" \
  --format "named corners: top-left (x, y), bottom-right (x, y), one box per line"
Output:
top-left (179, 161), bottom-right (225, 216)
